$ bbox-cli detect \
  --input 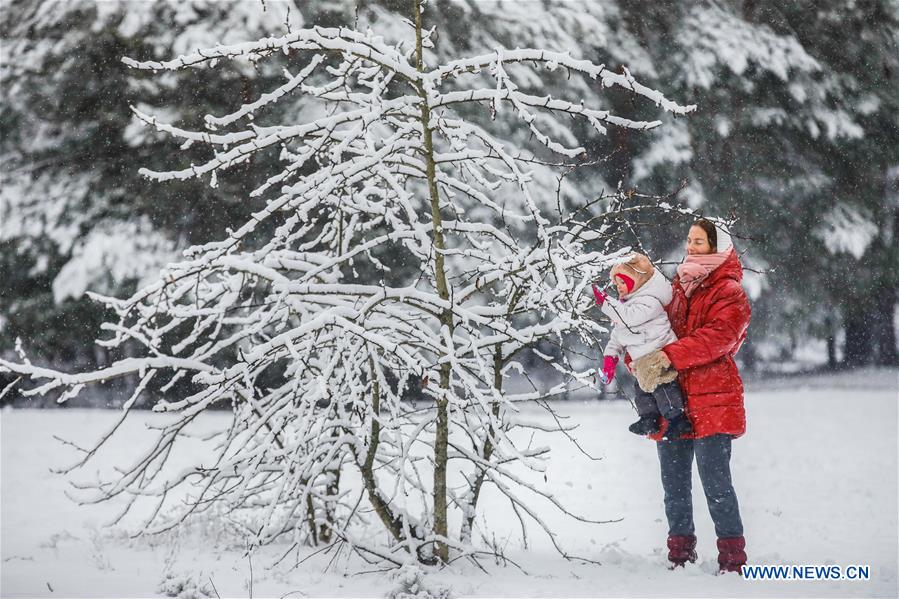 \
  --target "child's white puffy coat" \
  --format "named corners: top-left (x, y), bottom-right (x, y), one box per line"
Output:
top-left (602, 269), bottom-right (677, 360)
